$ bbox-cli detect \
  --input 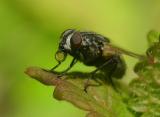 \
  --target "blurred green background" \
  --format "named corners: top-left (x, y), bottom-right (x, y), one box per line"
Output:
top-left (0, 0), bottom-right (160, 117)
